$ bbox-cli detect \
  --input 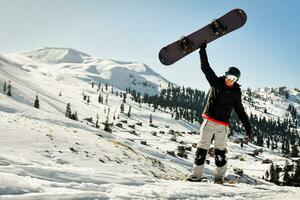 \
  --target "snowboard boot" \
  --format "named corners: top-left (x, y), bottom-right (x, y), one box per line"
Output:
top-left (186, 174), bottom-right (203, 182)
top-left (186, 148), bottom-right (207, 182)
top-left (214, 149), bottom-right (228, 185)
